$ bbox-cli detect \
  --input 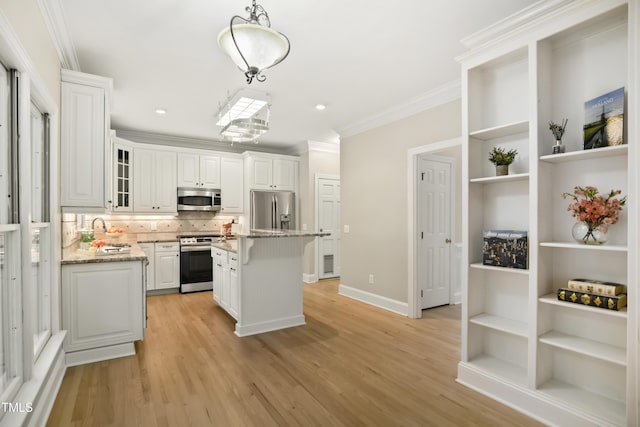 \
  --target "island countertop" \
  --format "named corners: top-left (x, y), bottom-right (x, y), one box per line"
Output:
top-left (237, 229), bottom-right (330, 238)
